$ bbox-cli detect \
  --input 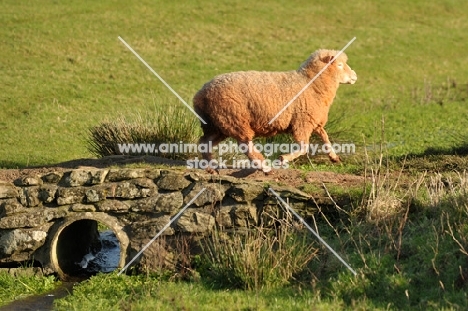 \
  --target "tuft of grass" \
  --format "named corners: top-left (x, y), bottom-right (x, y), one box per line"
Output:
top-left (197, 212), bottom-right (318, 291)
top-left (87, 105), bottom-right (202, 159)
